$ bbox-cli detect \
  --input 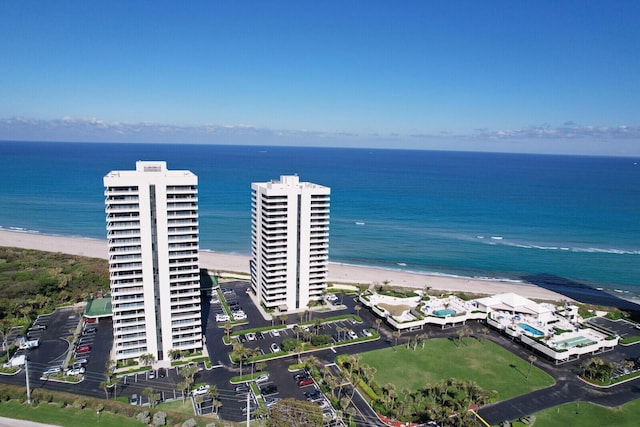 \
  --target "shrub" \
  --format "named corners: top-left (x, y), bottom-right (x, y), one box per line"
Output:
top-left (153, 411), bottom-right (167, 426)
